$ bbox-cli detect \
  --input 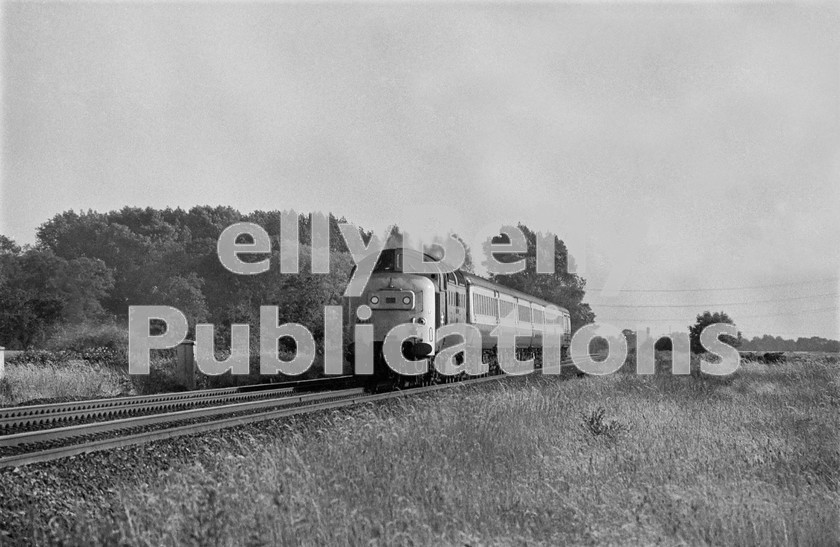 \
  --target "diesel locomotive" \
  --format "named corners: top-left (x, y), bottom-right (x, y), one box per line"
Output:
top-left (345, 247), bottom-right (572, 389)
